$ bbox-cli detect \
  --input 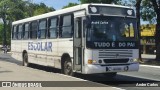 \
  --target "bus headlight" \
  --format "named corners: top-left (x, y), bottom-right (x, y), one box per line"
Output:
top-left (130, 58), bottom-right (139, 62)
